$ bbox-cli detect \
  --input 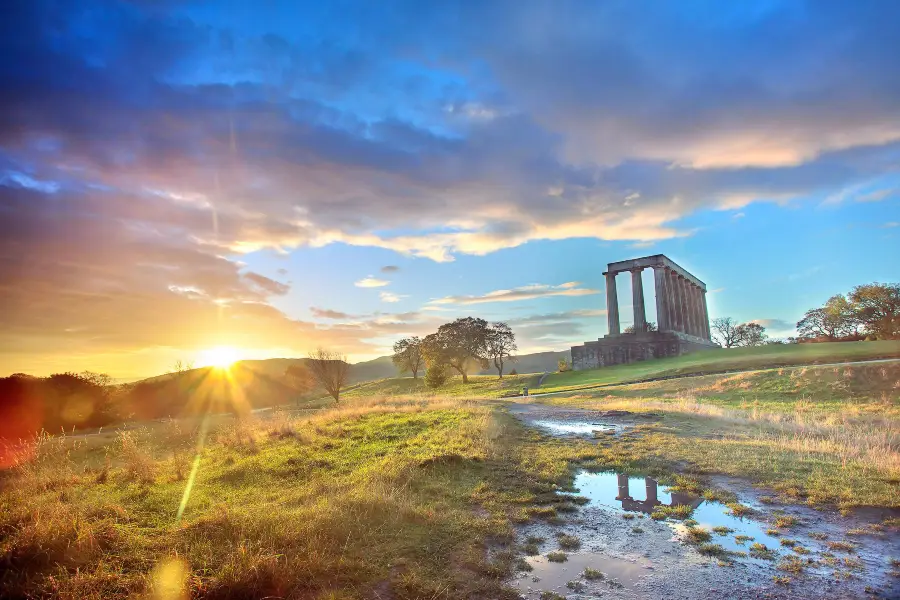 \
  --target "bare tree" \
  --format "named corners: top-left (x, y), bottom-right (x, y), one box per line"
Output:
top-left (486, 322), bottom-right (517, 378)
top-left (170, 359), bottom-right (195, 377)
top-left (306, 348), bottom-right (351, 403)
top-left (711, 317), bottom-right (742, 348)
top-left (392, 336), bottom-right (425, 379)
